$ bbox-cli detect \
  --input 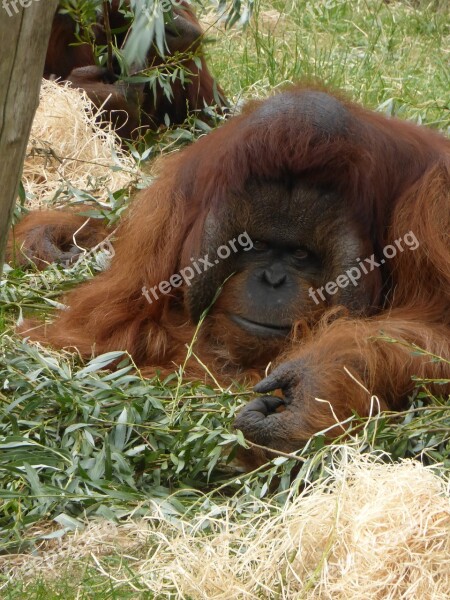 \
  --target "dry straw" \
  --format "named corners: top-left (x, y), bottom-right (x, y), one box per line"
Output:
top-left (4, 449), bottom-right (450, 598)
top-left (22, 79), bottom-right (138, 208)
